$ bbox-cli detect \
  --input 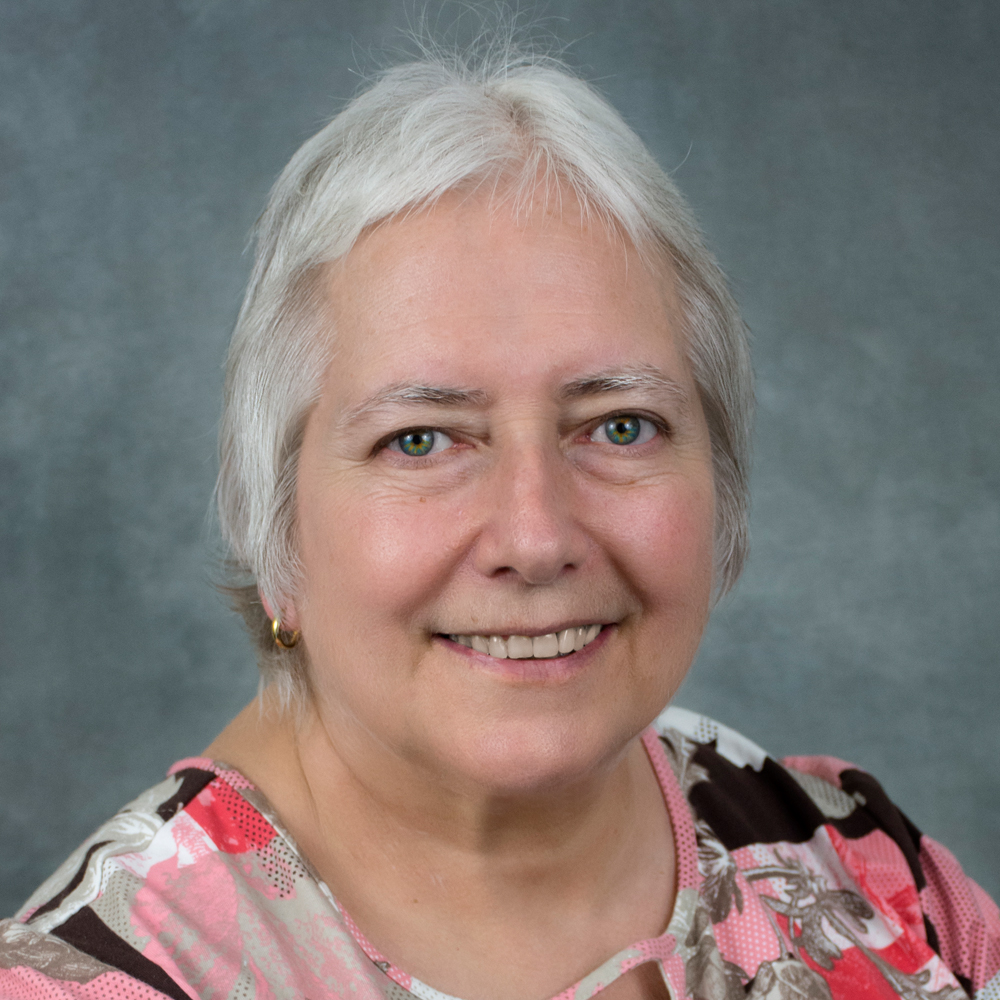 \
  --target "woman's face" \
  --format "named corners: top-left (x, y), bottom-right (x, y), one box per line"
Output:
top-left (290, 190), bottom-right (716, 796)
